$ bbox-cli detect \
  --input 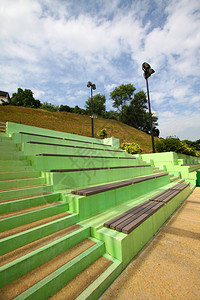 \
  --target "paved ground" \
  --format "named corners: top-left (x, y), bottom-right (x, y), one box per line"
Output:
top-left (100, 187), bottom-right (200, 300)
